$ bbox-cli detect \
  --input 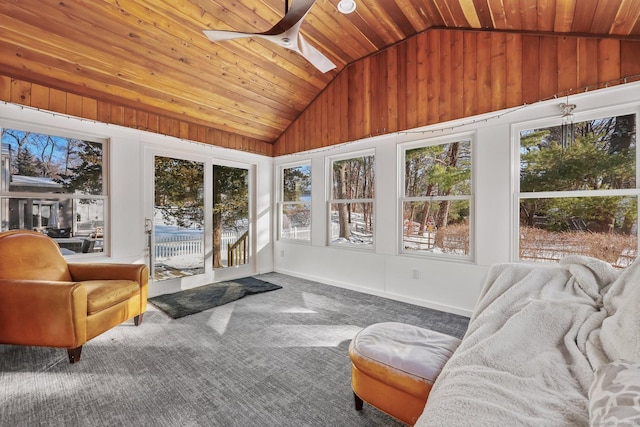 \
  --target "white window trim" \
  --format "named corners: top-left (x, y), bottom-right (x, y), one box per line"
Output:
top-left (278, 160), bottom-right (312, 242)
top-left (511, 105), bottom-right (640, 263)
top-left (326, 149), bottom-right (376, 250)
top-left (398, 132), bottom-right (475, 262)
top-left (0, 122), bottom-right (109, 257)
